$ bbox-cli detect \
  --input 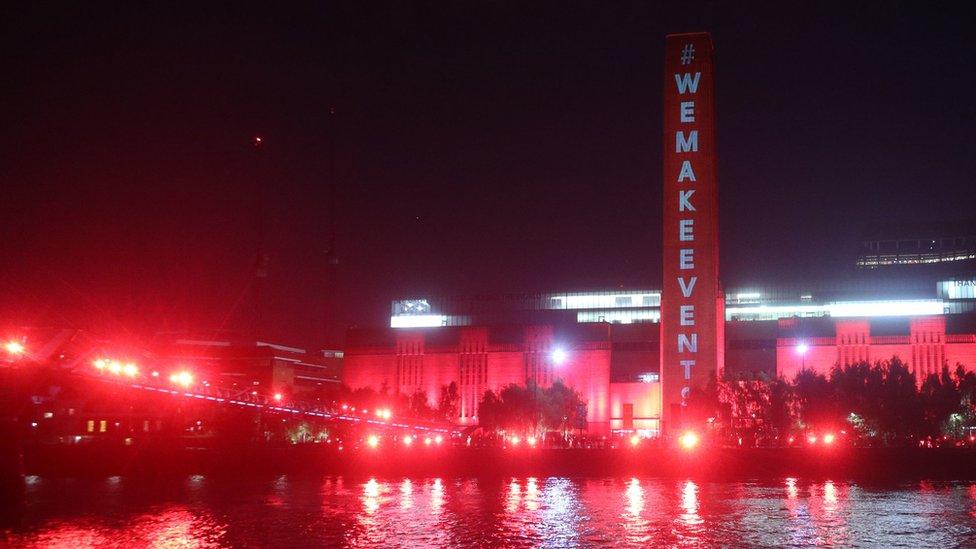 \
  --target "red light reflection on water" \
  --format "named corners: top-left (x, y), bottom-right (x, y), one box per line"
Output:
top-left (400, 479), bottom-right (413, 510)
top-left (673, 480), bottom-right (704, 543)
top-left (11, 475), bottom-right (976, 547)
top-left (680, 480), bottom-right (699, 520)
top-left (621, 478), bottom-right (651, 545)
top-left (17, 507), bottom-right (226, 548)
top-left (430, 478), bottom-right (444, 513)
top-left (969, 484), bottom-right (976, 519)
top-left (793, 479), bottom-right (850, 546)
top-left (506, 478), bottom-right (521, 513)
top-left (525, 477), bottom-right (540, 511)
